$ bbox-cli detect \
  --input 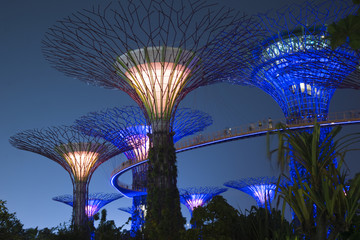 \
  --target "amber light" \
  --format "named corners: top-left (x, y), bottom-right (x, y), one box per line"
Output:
top-left (63, 151), bottom-right (99, 180)
top-left (125, 62), bottom-right (191, 117)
